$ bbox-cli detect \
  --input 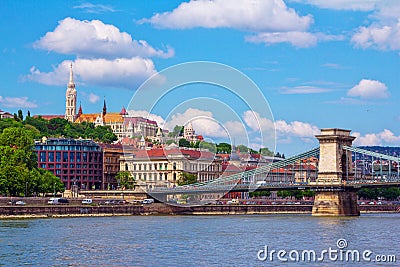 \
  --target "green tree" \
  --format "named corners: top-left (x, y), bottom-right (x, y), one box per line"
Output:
top-left (199, 141), bottom-right (217, 153)
top-left (0, 118), bottom-right (24, 133)
top-left (0, 127), bottom-right (64, 196)
top-left (277, 190), bottom-right (309, 200)
top-left (166, 140), bottom-right (176, 145)
top-left (177, 172), bottom-right (197, 186)
top-left (217, 142), bottom-right (231, 154)
top-left (18, 109), bottom-right (23, 121)
top-left (259, 147), bottom-right (274, 156)
top-left (168, 125), bottom-right (183, 137)
top-left (116, 171), bottom-right (136, 189)
top-left (0, 127), bottom-right (37, 170)
top-left (24, 116), bottom-right (49, 136)
top-left (249, 190), bottom-right (271, 198)
top-left (179, 138), bottom-right (191, 148)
